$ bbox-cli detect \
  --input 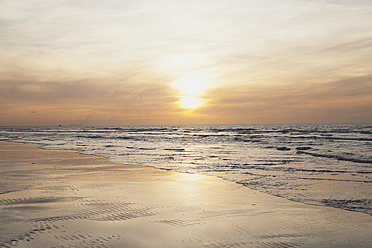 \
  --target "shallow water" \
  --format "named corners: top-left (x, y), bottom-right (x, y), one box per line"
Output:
top-left (1, 124), bottom-right (371, 215)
